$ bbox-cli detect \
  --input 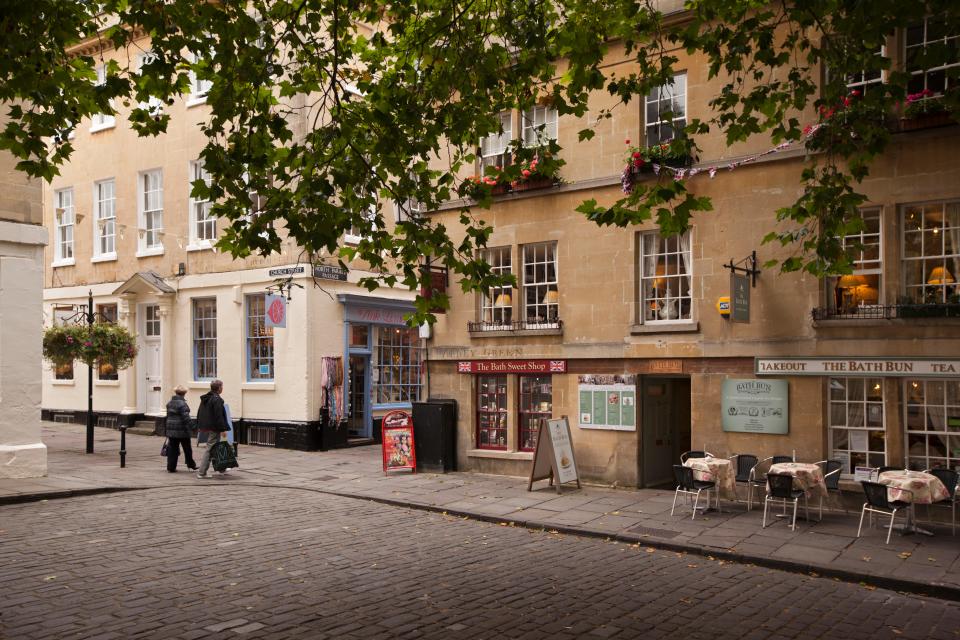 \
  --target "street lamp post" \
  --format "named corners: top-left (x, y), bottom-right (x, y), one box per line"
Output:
top-left (85, 289), bottom-right (94, 454)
